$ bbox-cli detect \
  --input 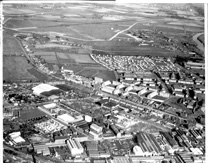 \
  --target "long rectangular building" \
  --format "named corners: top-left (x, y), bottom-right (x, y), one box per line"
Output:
top-left (67, 139), bottom-right (84, 156)
top-left (137, 132), bottom-right (162, 156)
